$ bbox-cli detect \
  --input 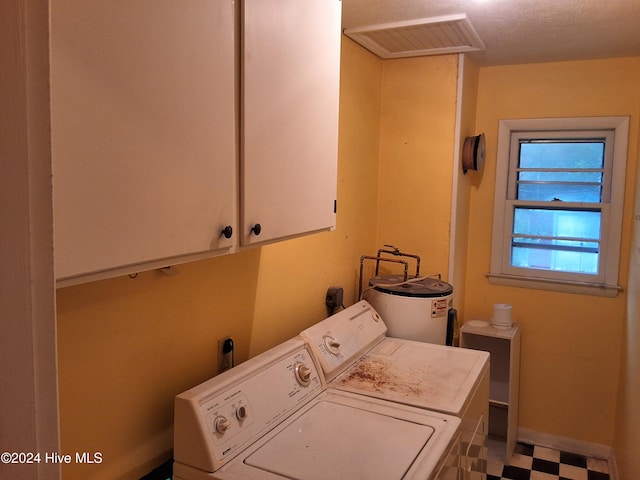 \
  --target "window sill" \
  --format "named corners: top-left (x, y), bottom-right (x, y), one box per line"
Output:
top-left (486, 272), bottom-right (622, 298)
